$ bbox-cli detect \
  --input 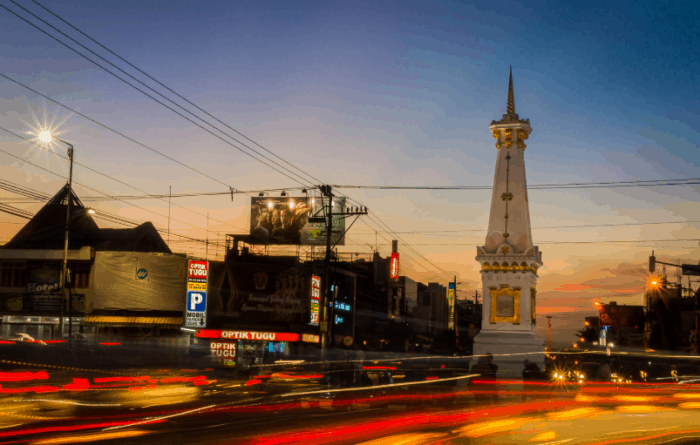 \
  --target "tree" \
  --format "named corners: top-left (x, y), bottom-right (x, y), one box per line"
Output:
top-left (576, 326), bottom-right (599, 343)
